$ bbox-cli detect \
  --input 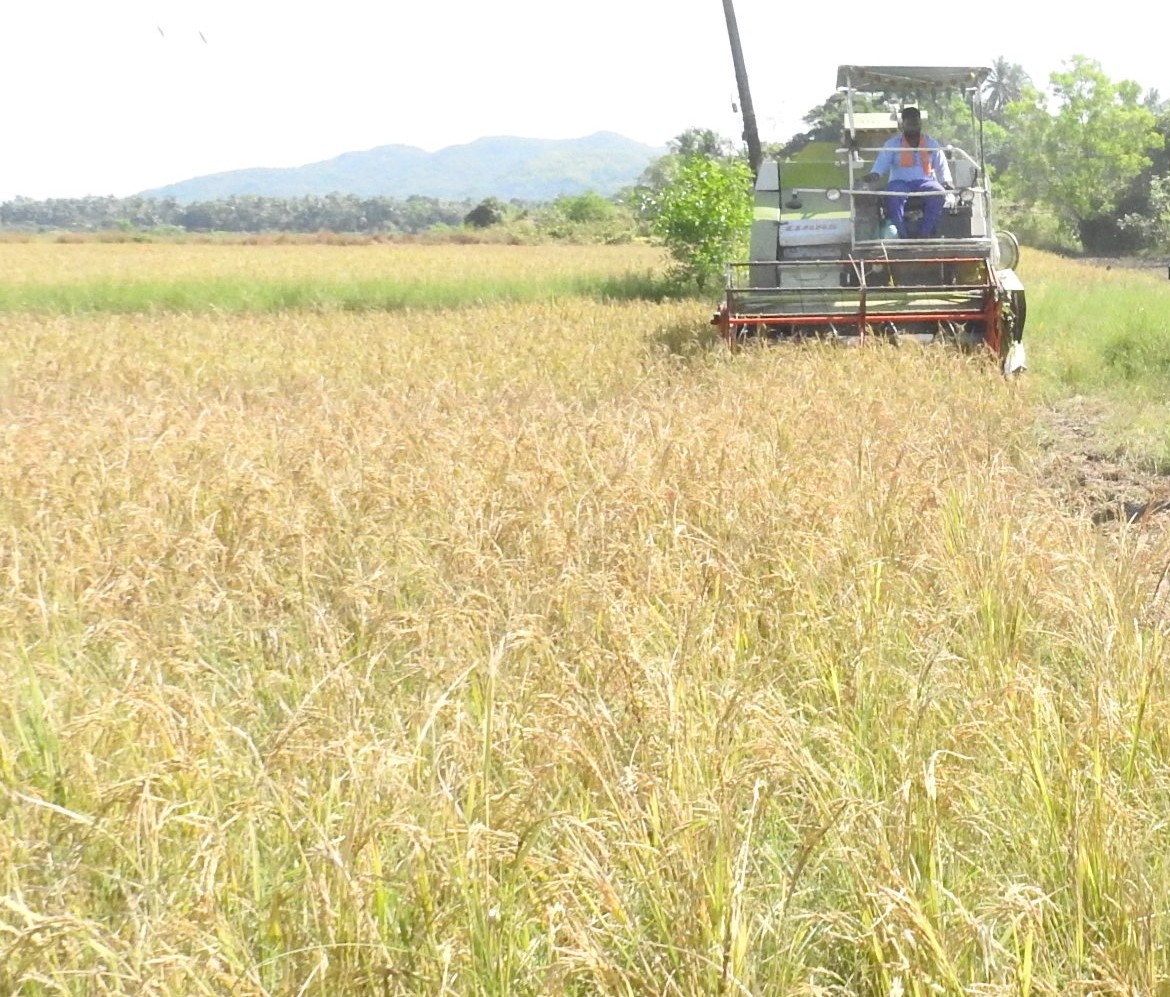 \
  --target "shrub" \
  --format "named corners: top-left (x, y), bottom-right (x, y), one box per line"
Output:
top-left (644, 155), bottom-right (752, 290)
